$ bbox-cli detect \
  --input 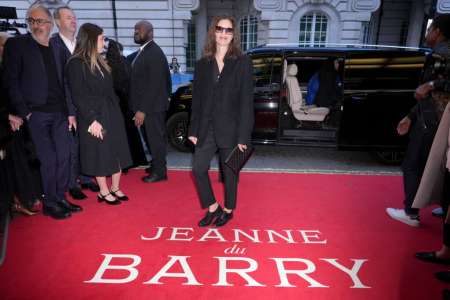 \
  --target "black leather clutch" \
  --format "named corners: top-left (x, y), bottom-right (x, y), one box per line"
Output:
top-left (224, 145), bottom-right (254, 174)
